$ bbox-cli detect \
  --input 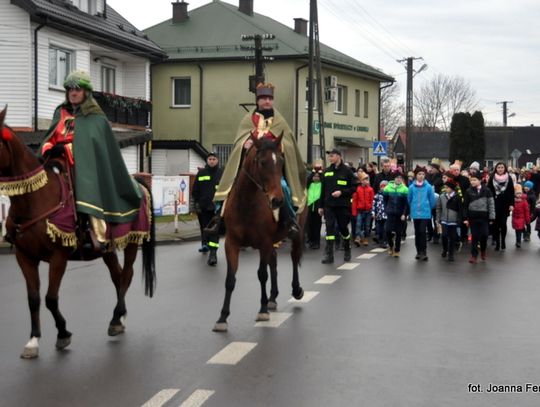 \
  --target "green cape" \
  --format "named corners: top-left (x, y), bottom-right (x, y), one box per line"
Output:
top-left (214, 108), bottom-right (307, 211)
top-left (40, 97), bottom-right (142, 223)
